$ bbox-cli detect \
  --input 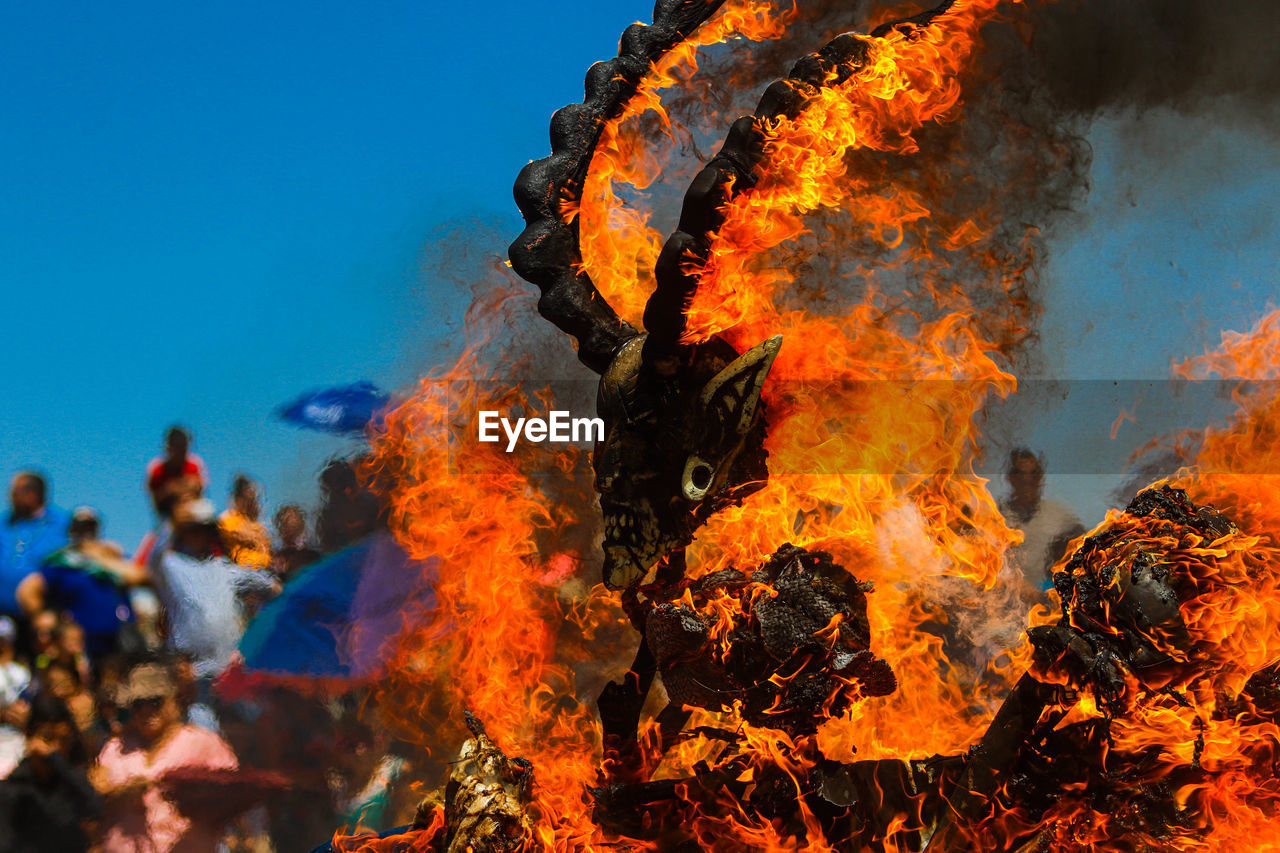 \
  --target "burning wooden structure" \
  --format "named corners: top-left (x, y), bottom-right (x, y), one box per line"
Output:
top-left (332, 1), bottom-right (1280, 851)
